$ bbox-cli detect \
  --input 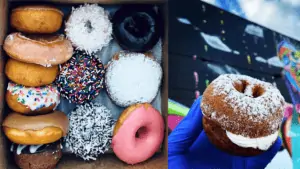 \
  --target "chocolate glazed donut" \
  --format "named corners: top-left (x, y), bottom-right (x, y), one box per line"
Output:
top-left (112, 5), bottom-right (162, 52)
